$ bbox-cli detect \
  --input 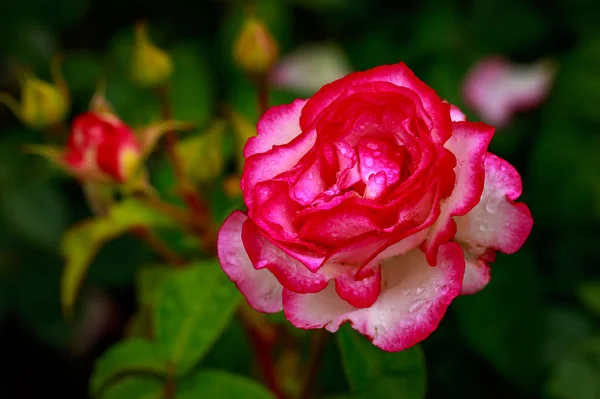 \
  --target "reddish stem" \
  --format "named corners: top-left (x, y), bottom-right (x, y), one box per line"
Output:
top-left (246, 323), bottom-right (286, 399)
